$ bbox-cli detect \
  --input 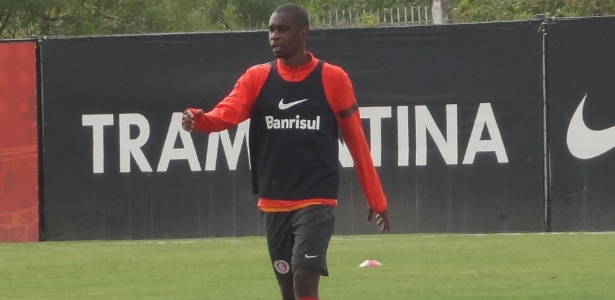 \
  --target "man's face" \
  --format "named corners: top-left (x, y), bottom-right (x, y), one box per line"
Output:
top-left (268, 12), bottom-right (307, 59)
